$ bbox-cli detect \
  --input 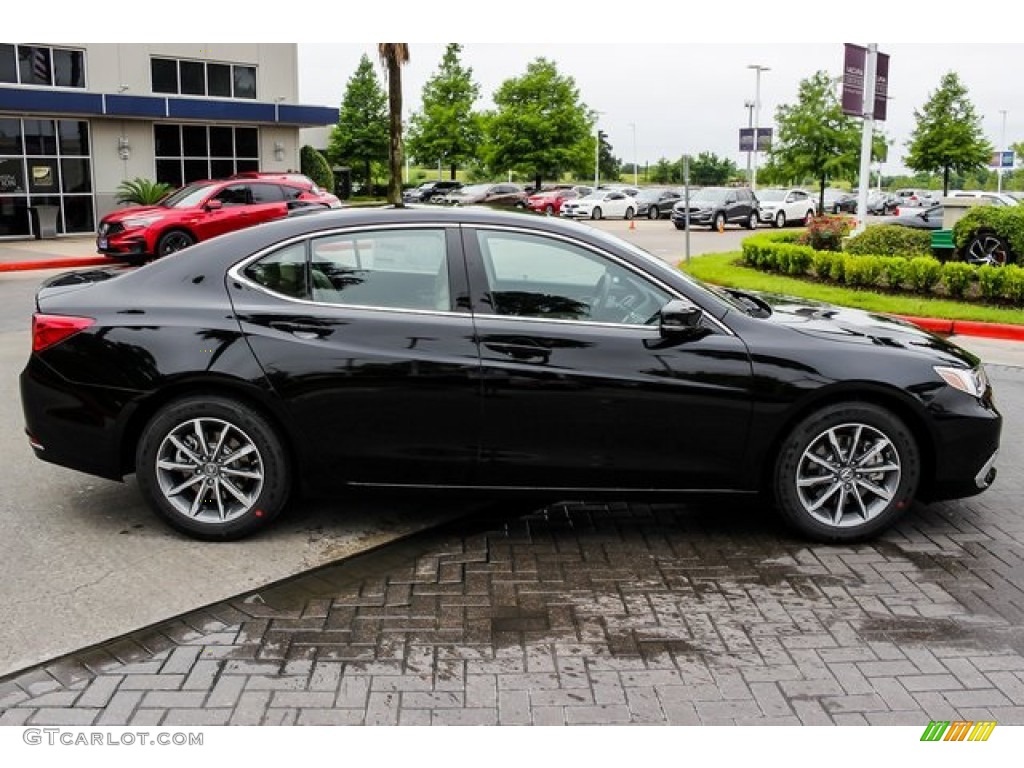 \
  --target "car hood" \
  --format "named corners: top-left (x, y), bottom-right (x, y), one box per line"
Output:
top-left (749, 291), bottom-right (978, 367)
top-left (101, 205), bottom-right (174, 222)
